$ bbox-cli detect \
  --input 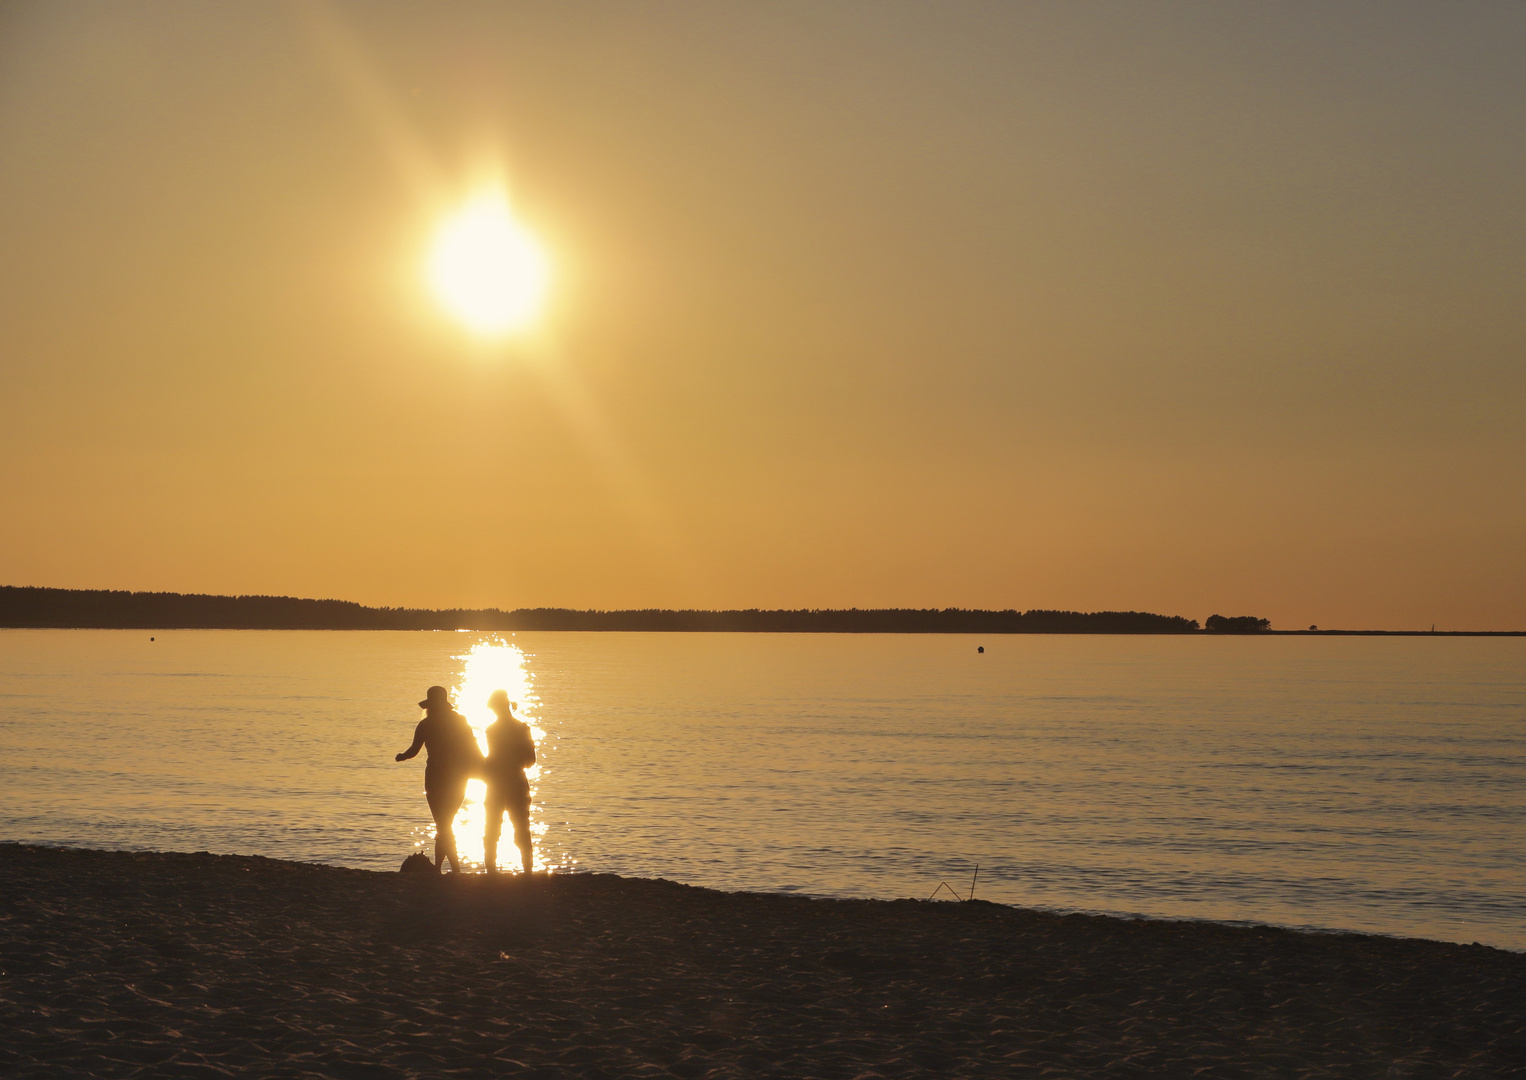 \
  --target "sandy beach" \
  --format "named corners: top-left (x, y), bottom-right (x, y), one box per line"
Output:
top-left (2, 845), bottom-right (1521, 1079)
